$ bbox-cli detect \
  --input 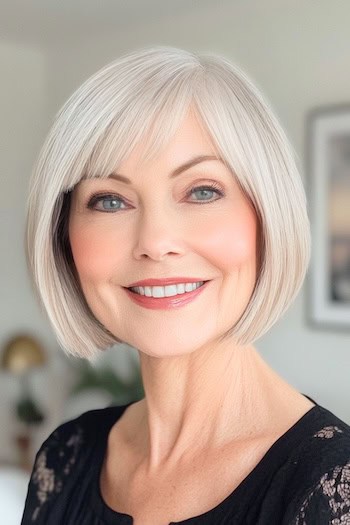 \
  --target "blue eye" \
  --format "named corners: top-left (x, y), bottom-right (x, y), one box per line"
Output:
top-left (87, 183), bottom-right (224, 213)
top-left (188, 184), bottom-right (224, 202)
top-left (87, 194), bottom-right (127, 212)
